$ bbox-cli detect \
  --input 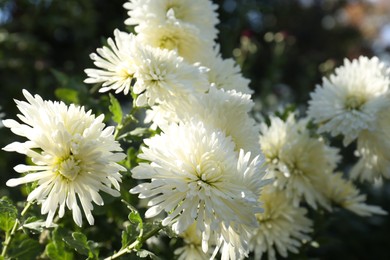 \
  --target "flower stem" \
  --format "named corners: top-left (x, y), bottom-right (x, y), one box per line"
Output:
top-left (1, 219), bottom-right (19, 257)
top-left (104, 223), bottom-right (163, 260)
top-left (21, 201), bottom-right (33, 217)
top-left (1, 201), bottom-right (33, 257)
